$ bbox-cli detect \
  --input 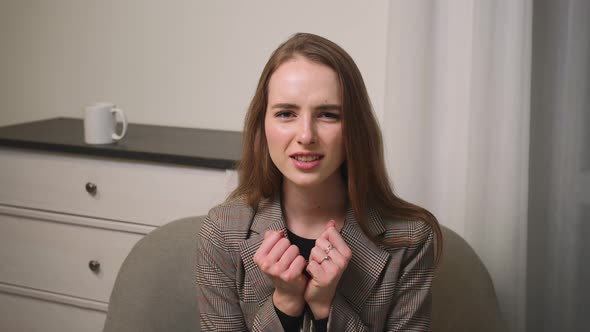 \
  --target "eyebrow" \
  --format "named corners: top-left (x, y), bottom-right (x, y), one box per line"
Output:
top-left (270, 103), bottom-right (299, 110)
top-left (316, 104), bottom-right (342, 111)
top-left (270, 103), bottom-right (342, 111)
